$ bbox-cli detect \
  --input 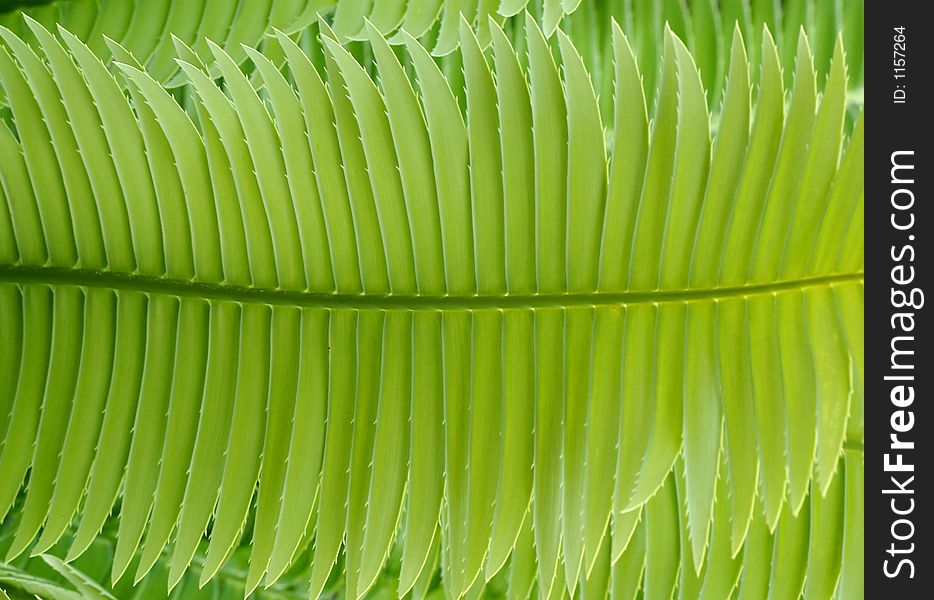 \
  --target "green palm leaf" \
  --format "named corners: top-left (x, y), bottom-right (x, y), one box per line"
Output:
top-left (0, 509), bottom-right (321, 599)
top-left (562, 0), bottom-right (863, 122)
top-left (0, 12), bottom-right (862, 600)
top-left (1, 1), bottom-right (863, 96)
top-left (0, 0), bottom-right (321, 86)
